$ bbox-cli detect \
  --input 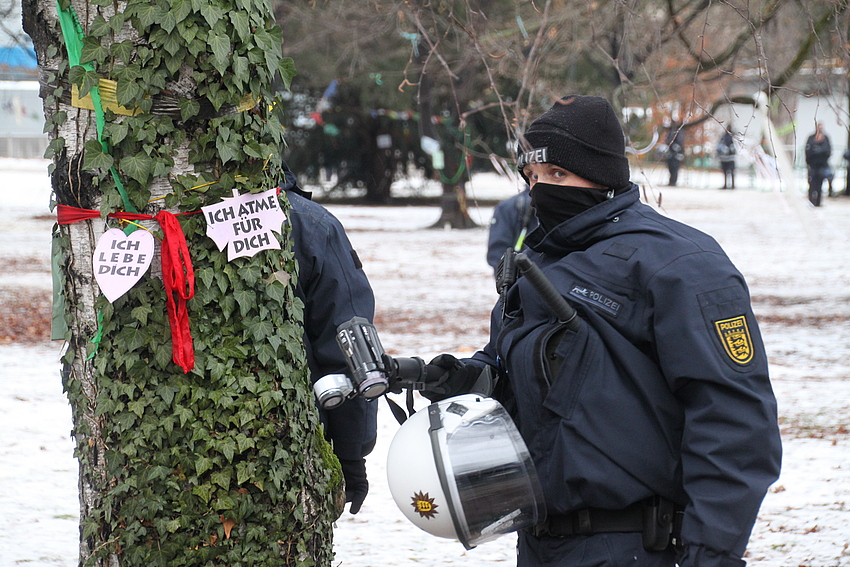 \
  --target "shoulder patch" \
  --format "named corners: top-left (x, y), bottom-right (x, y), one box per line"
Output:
top-left (714, 315), bottom-right (754, 364)
top-left (602, 242), bottom-right (636, 260)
